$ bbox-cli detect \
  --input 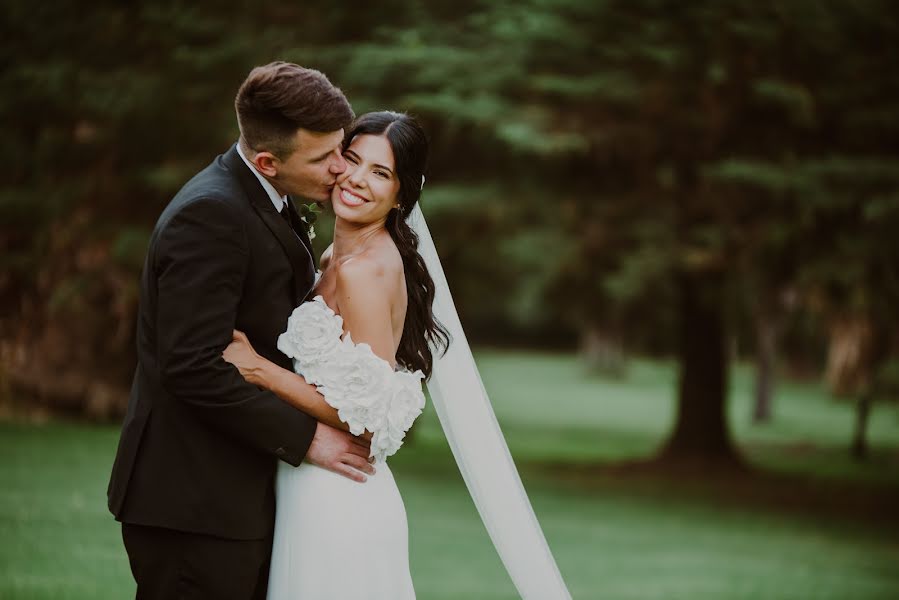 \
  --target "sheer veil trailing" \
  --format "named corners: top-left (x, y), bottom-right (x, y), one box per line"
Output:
top-left (409, 205), bottom-right (572, 599)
